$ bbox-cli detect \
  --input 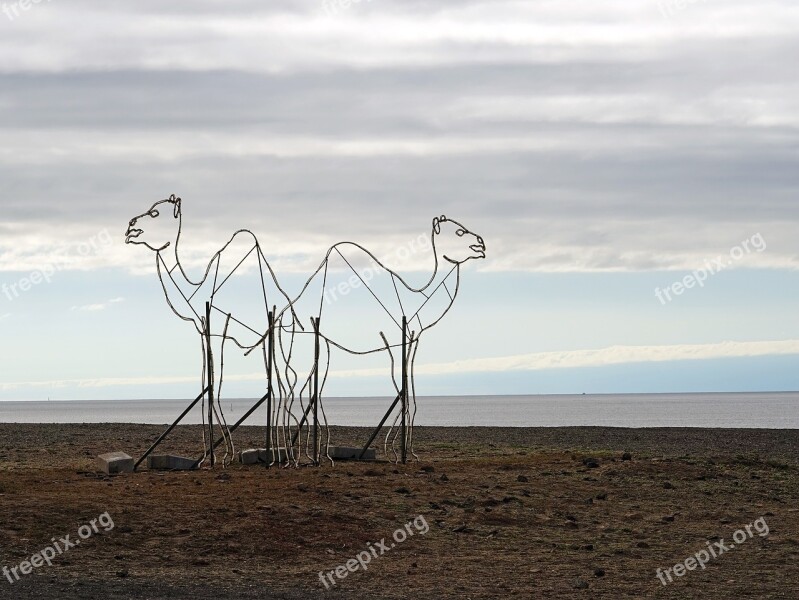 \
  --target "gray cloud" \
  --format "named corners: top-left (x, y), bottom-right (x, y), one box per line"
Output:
top-left (0, 0), bottom-right (797, 273)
